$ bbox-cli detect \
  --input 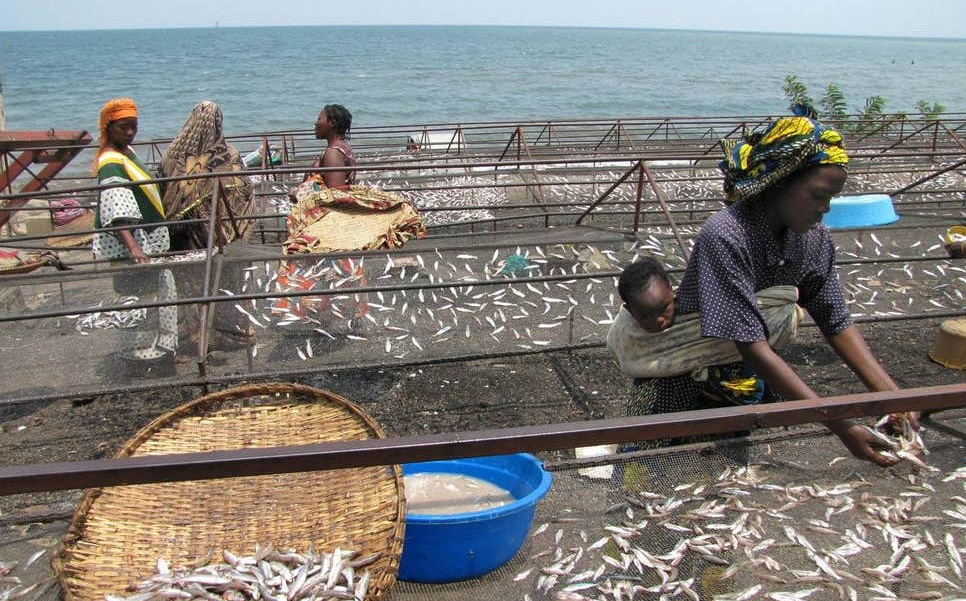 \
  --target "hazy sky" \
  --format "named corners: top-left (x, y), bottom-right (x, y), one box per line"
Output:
top-left (2, 0), bottom-right (965, 37)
